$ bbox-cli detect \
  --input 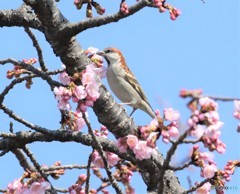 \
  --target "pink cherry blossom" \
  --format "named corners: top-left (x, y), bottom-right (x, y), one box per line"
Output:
top-left (53, 86), bottom-right (72, 110)
top-left (190, 125), bottom-right (205, 139)
top-left (93, 156), bottom-right (104, 168)
top-left (164, 108), bottom-right (180, 121)
top-left (81, 69), bottom-right (95, 86)
top-left (75, 112), bottom-right (86, 131)
top-left (107, 152), bottom-right (120, 167)
top-left (86, 82), bottom-right (100, 101)
top-left (116, 137), bottom-right (128, 153)
top-left (196, 182), bottom-right (211, 194)
top-left (7, 179), bottom-right (23, 193)
top-left (168, 125), bottom-right (179, 137)
top-left (146, 132), bottom-right (158, 148)
top-left (233, 100), bottom-right (240, 119)
top-left (73, 85), bottom-right (87, 100)
top-left (59, 71), bottom-right (71, 85)
top-left (24, 181), bottom-right (51, 194)
top-left (126, 135), bottom-right (138, 149)
top-left (170, 8), bottom-right (181, 20)
top-left (201, 163), bottom-right (217, 178)
top-left (133, 141), bottom-right (153, 160)
top-left (215, 140), bottom-right (226, 154)
top-left (199, 97), bottom-right (218, 110)
top-left (84, 47), bottom-right (99, 56)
